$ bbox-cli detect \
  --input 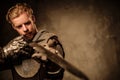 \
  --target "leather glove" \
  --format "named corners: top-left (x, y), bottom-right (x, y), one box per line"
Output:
top-left (3, 36), bottom-right (29, 58)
